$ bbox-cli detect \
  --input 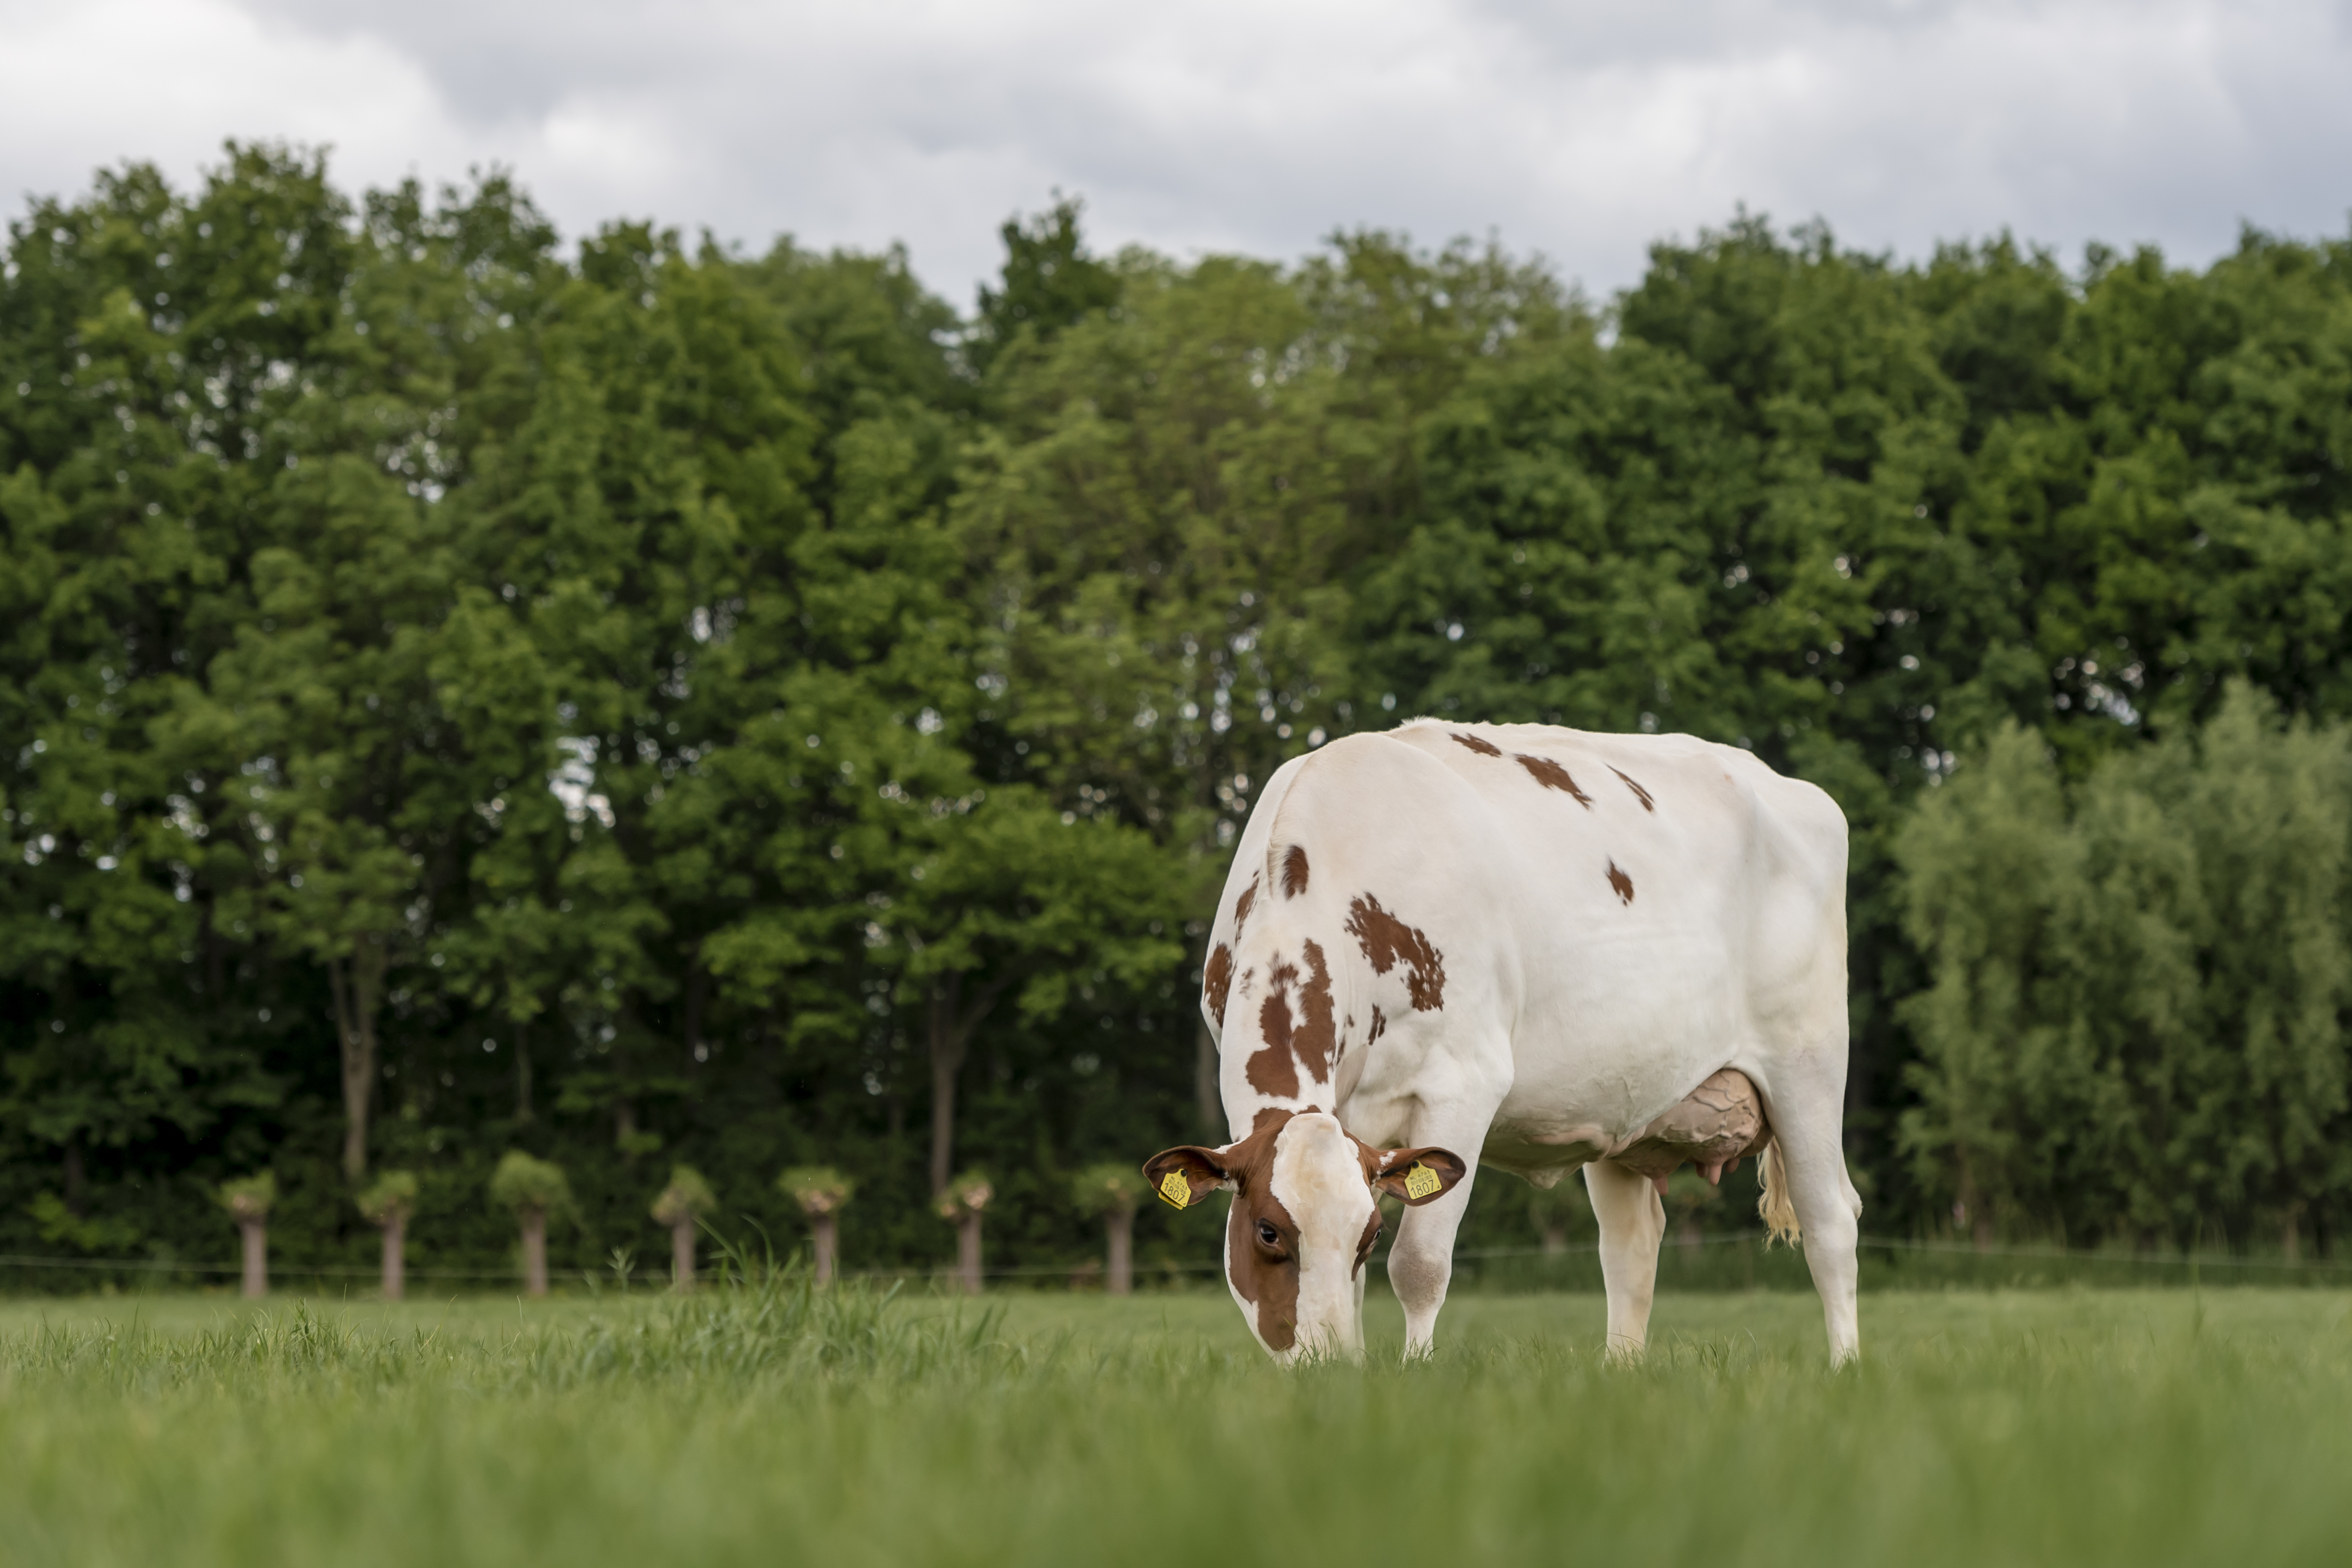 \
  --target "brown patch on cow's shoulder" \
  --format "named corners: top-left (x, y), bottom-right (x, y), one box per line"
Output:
top-left (1450, 731), bottom-right (1502, 757)
top-left (1344, 894), bottom-right (1448, 1012)
top-left (1247, 940), bottom-right (1338, 1096)
top-left (1203, 943), bottom-right (1234, 1025)
top-left (1606, 859), bottom-right (1634, 904)
top-left (1610, 766), bottom-right (1655, 811)
top-left (1280, 845), bottom-right (1310, 898)
top-left (1233, 875), bottom-right (1260, 933)
top-left (1366, 1005), bottom-right (1387, 1045)
top-left (1245, 1036), bottom-right (1298, 1097)
top-left (1516, 753), bottom-right (1593, 806)
top-left (1292, 940), bottom-right (1336, 1080)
